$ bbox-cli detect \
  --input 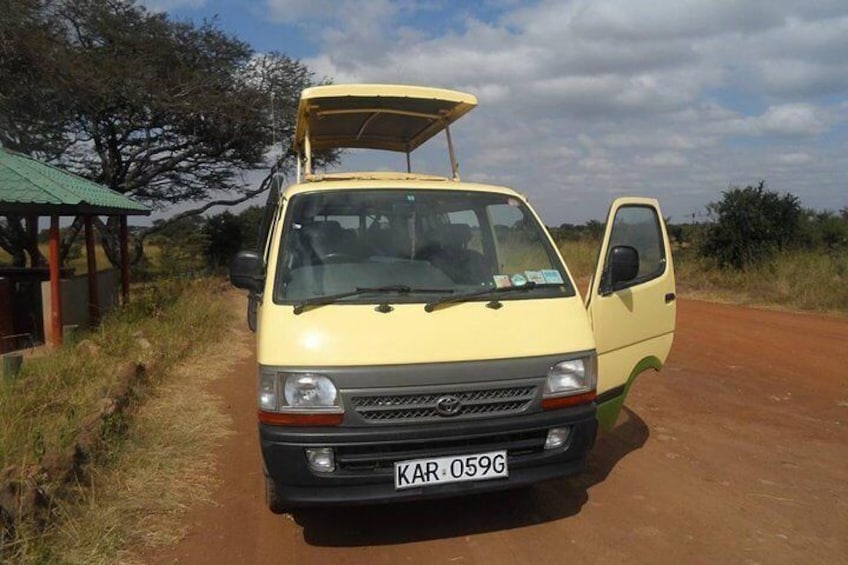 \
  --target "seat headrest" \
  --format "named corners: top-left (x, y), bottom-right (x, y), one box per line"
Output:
top-left (300, 220), bottom-right (343, 240)
top-left (434, 223), bottom-right (472, 247)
